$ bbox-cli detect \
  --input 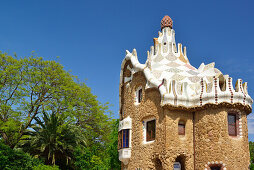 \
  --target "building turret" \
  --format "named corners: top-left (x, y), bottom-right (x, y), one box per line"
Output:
top-left (118, 15), bottom-right (252, 170)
